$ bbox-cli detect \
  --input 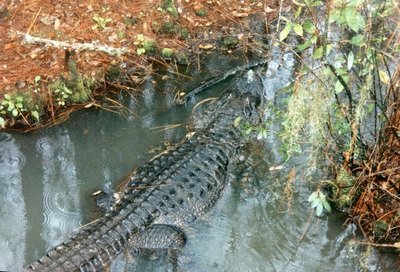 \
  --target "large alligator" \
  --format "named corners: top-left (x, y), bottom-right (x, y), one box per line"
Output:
top-left (25, 68), bottom-right (264, 271)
